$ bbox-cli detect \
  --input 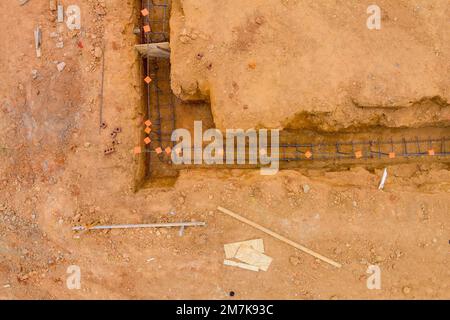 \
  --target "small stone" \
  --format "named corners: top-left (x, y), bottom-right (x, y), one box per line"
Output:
top-left (95, 7), bottom-right (106, 16)
top-left (56, 62), bottom-right (66, 72)
top-left (84, 142), bottom-right (91, 148)
top-left (254, 16), bottom-right (265, 25)
top-left (56, 41), bottom-right (64, 48)
top-left (402, 286), bottom-right (411, 295)
top-left (31, 69), bottom-right (38, 79)
top-left (302, 184), bottom-right (310, 194)
top-left (94, 46), bottom-right (103, 58)
top-left (289, 256), bottom-right (301, 266)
